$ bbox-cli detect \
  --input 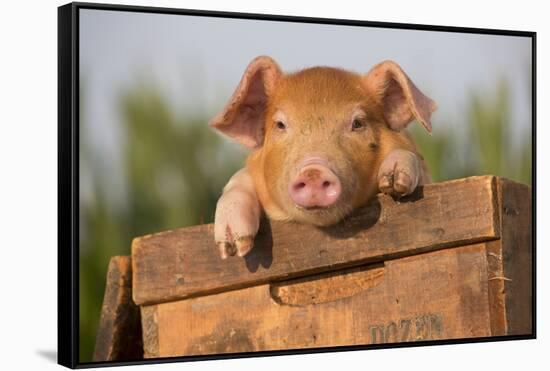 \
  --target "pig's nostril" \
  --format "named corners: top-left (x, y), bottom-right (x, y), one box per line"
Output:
top-left (322, 181), bottom-right (331, 188)
top-left (295, 182), bottom-right (306, 190)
